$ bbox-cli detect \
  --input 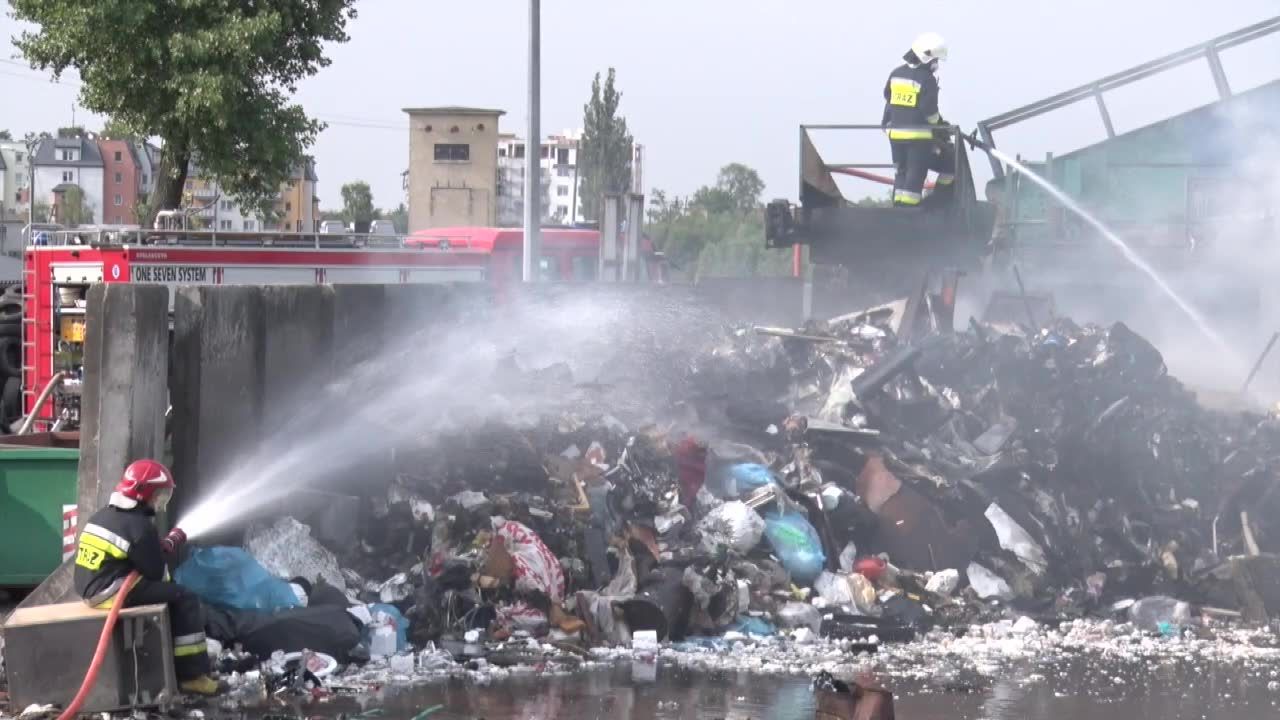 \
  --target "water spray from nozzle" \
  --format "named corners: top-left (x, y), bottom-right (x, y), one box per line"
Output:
top-left (983, 145), bottom-right (1234, 358)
